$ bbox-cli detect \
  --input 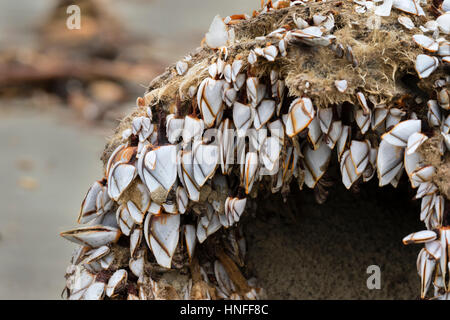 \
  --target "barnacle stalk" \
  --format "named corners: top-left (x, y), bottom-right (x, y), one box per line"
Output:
top-left (61, 0), bottom-right (450, 300)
